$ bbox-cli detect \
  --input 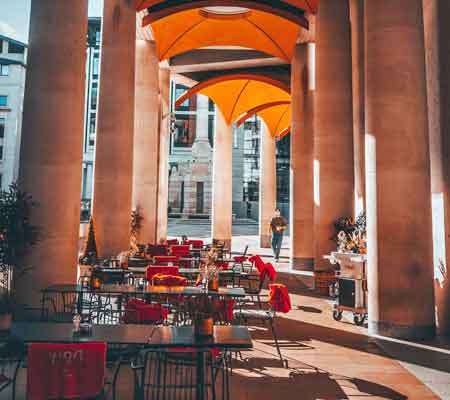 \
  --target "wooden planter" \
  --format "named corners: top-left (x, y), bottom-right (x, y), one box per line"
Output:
top-left (314, 271), bottom-right (337, 296)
